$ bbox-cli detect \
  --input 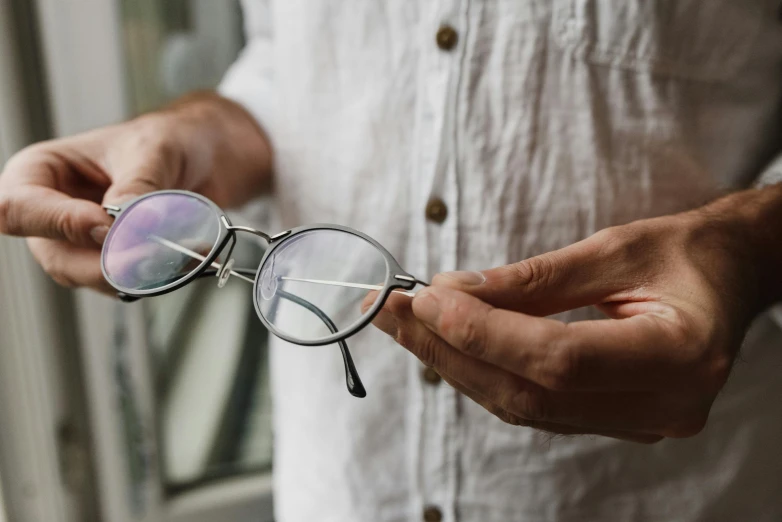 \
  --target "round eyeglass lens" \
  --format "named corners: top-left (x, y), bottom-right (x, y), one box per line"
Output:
top-left (255, 229), bottom-right (389, 343)
top-left (102, 193), bottom-right (221, 291)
